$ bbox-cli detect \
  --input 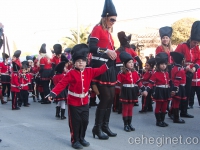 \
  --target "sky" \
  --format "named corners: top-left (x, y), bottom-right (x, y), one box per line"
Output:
top-left (0, 0), bottom-right (200, 55)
